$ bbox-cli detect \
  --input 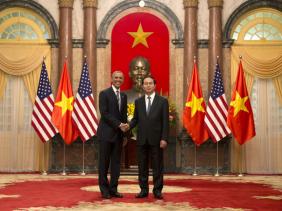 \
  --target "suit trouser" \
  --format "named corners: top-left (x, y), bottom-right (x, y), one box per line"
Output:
top-left (137, 143), bottom-right (164, 194)
top-left (99, 140), bottom-right (122, 194)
